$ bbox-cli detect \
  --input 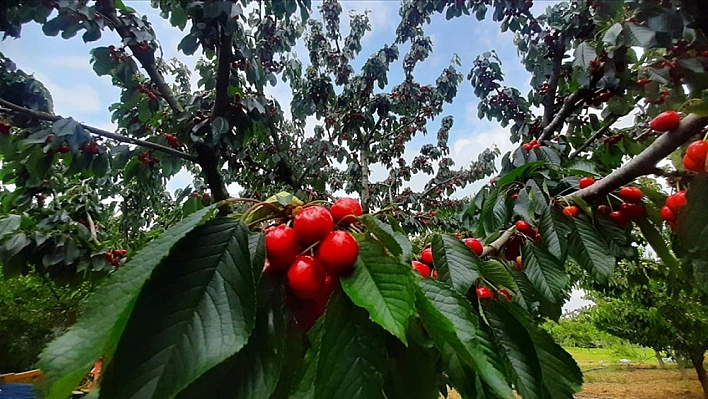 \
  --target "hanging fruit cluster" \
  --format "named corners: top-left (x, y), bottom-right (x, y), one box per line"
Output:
top-left (263, 197), bottom-right (362, 329)
top-left (661, 190), bottom-right (687, 231)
